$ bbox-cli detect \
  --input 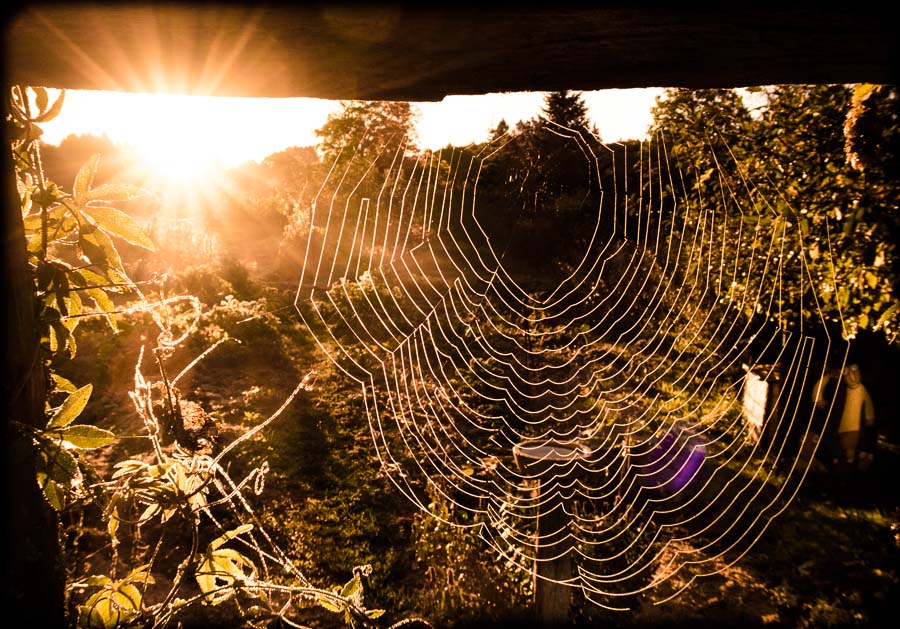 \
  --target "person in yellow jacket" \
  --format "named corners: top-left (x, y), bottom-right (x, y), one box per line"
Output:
top-left (813, 362), bottom-right (877, 472)
top-left (834, 363), bottom-right (876, 470)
